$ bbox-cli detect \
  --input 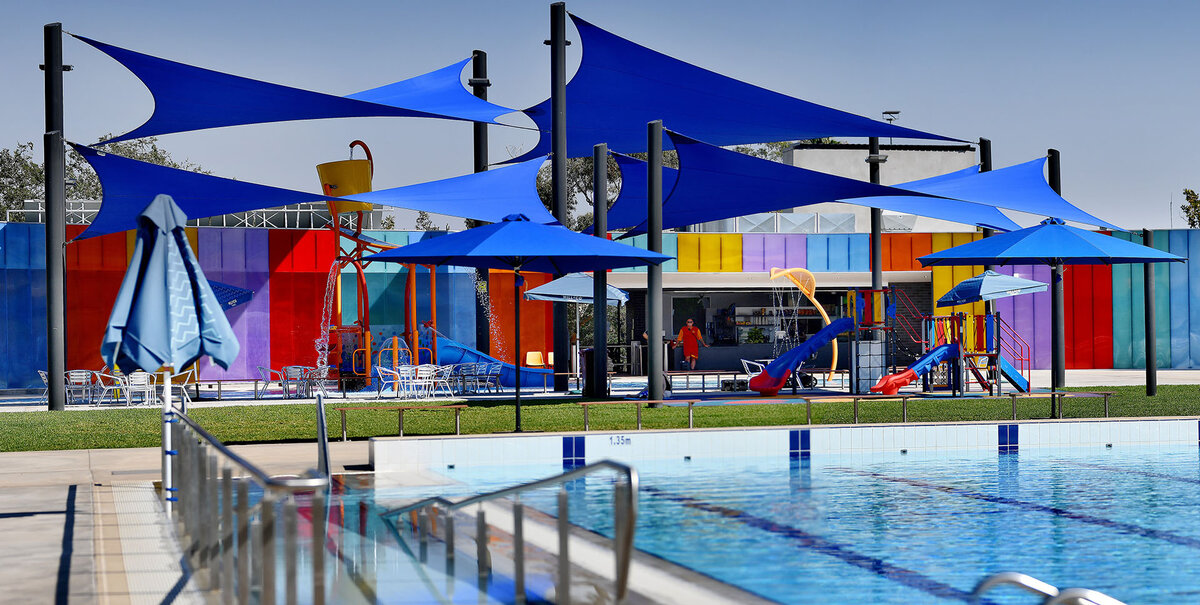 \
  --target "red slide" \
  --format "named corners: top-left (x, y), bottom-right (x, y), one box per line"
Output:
top-left (870, 368), bottom-right (918, 396)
